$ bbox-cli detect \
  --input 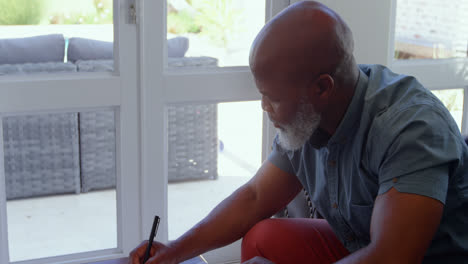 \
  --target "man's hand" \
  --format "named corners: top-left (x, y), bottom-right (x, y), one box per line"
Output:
top-left (128, 160), bottom-right (301, 264)
top-left (128, 240), bottom-right (177, 264)
top-left (242, 256), bottom-right (275, 264)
